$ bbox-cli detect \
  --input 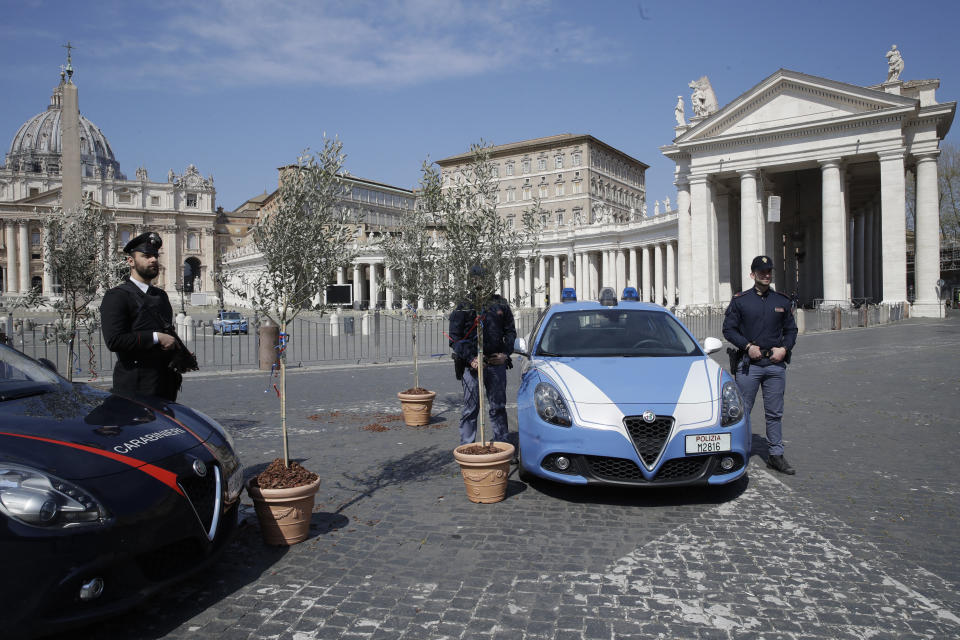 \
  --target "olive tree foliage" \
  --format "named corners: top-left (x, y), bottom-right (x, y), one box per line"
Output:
top-left (379, 161), bottom-right (444, 392)
top-left (220, 139), bottom-right (359, 466)
top-left (44, 201), bottom-right (126, 381)
top-left (938, 142), bottom-right (960, 244)
top-left (419, 142), bottom-right (543, 445)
